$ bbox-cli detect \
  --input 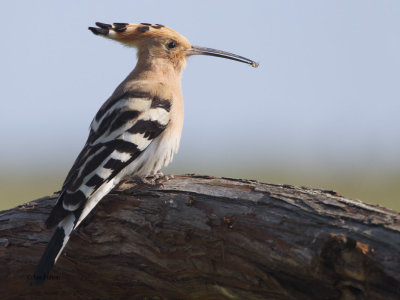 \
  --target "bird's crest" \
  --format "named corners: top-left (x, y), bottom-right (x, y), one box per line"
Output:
top-left (89, 22), bottom-right (191, 48)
